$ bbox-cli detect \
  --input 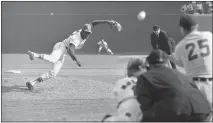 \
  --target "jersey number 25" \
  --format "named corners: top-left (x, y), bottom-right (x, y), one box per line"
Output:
top-left (185, 39), bottom-right (210, 61)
